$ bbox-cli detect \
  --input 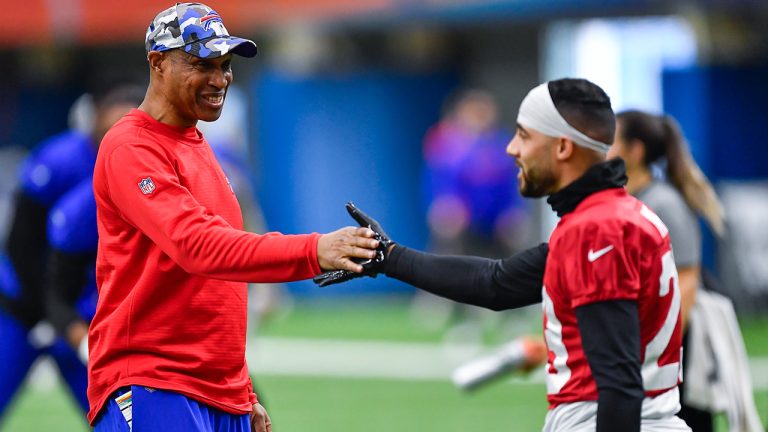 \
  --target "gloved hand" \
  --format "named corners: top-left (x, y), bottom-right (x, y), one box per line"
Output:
top-left (313, 202), bottom-right (393, 287)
